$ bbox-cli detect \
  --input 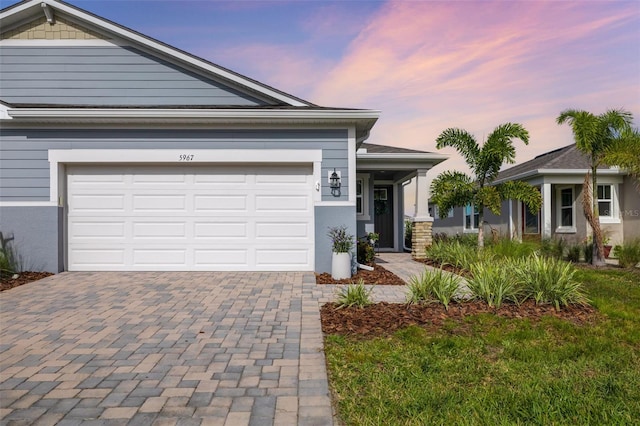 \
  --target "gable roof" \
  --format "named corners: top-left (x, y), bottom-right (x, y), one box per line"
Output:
top-left (494, 144), bottom-right (622, 183)
top-left (0, 0), bottom-right (310, 107)
top-left (0, 0), bottom-right (380, 140)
